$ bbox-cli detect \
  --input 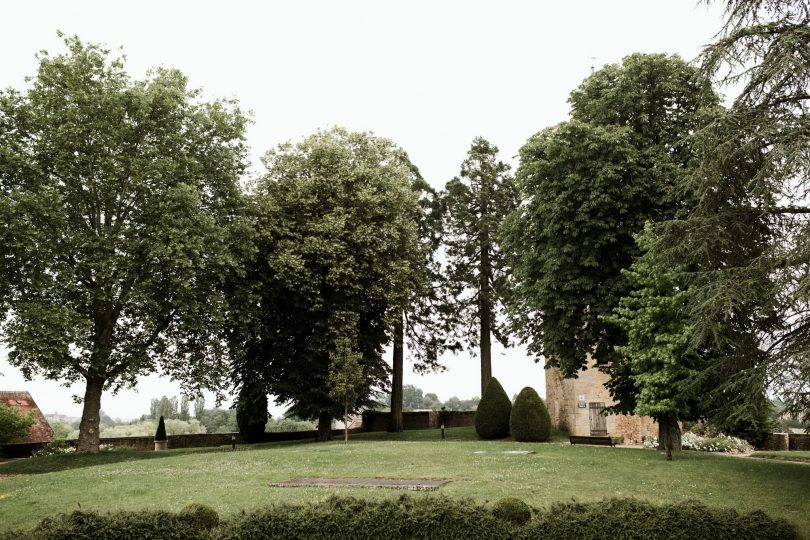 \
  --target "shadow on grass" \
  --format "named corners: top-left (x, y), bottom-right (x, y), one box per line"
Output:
top-left (0, 438), bottom-right (318, 475)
